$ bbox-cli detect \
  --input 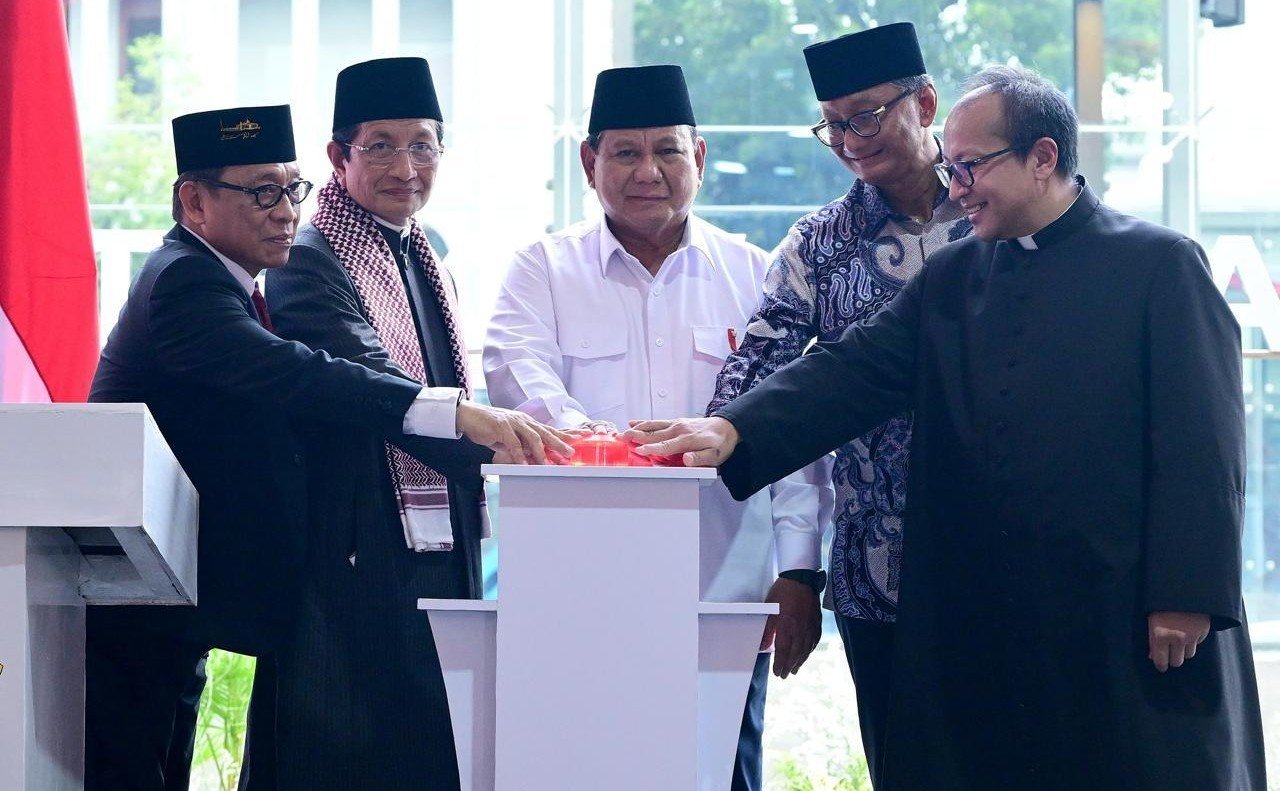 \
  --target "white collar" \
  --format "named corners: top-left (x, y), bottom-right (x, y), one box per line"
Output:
top-left (182, 225), bottom-right (257, 297)
top-left (371, 214), bottom-right (410, 238)
top-left (1015, 186), bottom-right (1084, 251)
top-left (596, 215), bottom-right (715, 278)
